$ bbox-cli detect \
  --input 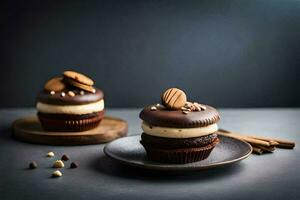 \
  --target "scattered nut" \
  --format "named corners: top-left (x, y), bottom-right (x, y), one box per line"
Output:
top-left (61, 154), bottom-right (70, 161)
top-left (53, 160), bottom-right (64, 168)
top-left (60, 92), bottom-right (66, 97)
top-left (50, 91), bottom-right (55, 95)
top-left (52, 170), bottom-right (62, 177)
top-left (182, 101), bottom-right (205, 112)
top-left (182, 110), bottom-right (189, 114)
top-left (80, 90), bottom-right (85, 95)
top-left (199, 104), bottom-right (206, 110)
top-left (185, 102), bottom-right (193, 107)
top-left (150, 106), bottom-right (157, 111)
top-left (67, 91), bottom-right (75, 97)
top-left (47, 152), bottom-right (55, 157)
top-left (29, 161), bottom-right (37, 169)
top-left (181, 107), bottom-right (190, 111)
top-left (70, 162), bottom-right (78, 168)
top-left (194, 106), bottom-right (201, 111)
